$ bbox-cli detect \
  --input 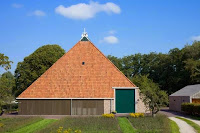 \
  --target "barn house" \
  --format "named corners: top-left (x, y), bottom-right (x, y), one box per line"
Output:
top-left (169, 84), bottom-right (200, 112)
top-left (17, 31), bottom-right (146, 115)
